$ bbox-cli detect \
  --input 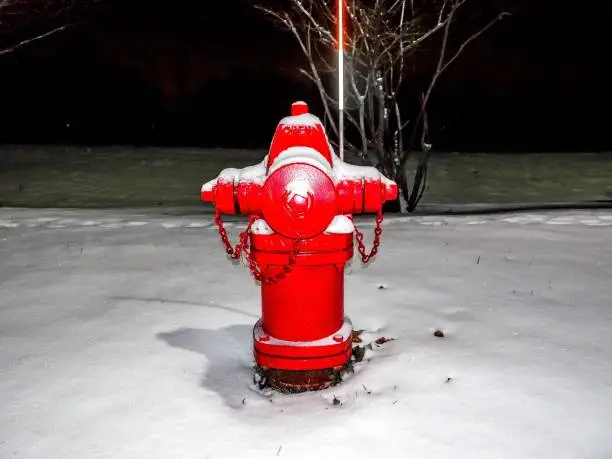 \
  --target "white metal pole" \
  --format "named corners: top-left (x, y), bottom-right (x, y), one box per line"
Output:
top-left (338, 0), bottom-right (345, 161)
